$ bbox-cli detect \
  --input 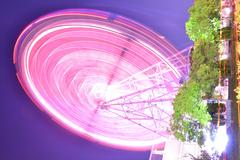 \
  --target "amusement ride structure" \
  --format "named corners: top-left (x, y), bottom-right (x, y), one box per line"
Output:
top-left (14, 9), bottom-right (191, 150)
